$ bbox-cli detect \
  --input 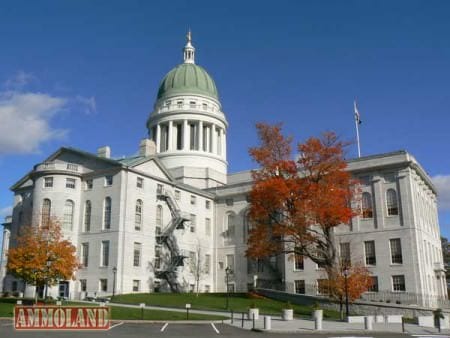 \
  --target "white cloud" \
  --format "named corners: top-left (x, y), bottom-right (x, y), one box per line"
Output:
top-left (0, 91), bottom-right (68, 154)
top-left (432, 175), bottom-right (450, 211)
top-left (74, 95), bottom-right (97, 114)
top-left (3, 71), bottom-right (36, 90)
top-left (0, 206), bottom-right (12, 218)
